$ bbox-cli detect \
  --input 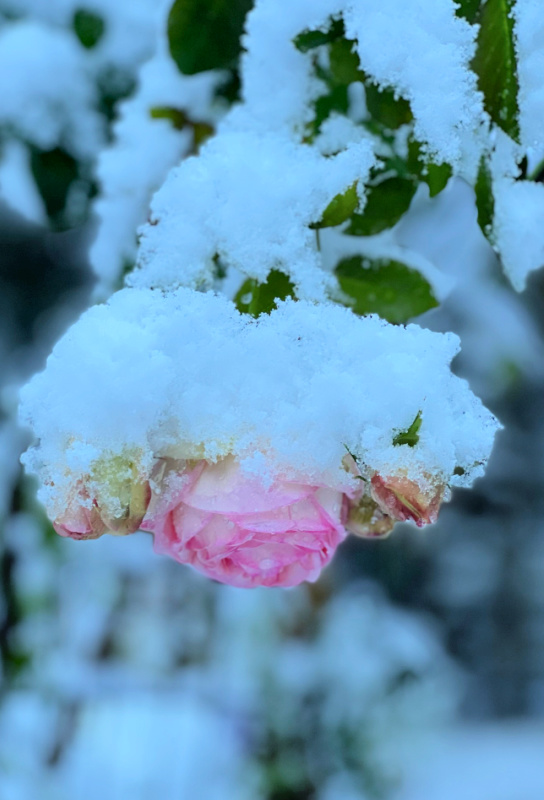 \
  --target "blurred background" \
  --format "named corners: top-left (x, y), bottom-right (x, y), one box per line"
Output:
top-left (1, 1), bottom-right (544, 798)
